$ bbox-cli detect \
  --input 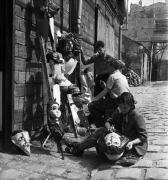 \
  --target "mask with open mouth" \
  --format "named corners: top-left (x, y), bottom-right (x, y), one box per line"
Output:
top-left (11, 130), bottom-right (31, 156)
